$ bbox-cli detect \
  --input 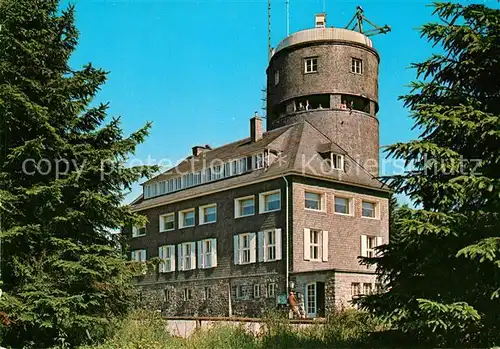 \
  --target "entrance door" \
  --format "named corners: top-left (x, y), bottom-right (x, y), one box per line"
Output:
top-left (306, 283), bottom-right (317, 317)
top-left (305, 282), bottom-right (326, 318)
